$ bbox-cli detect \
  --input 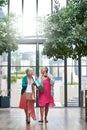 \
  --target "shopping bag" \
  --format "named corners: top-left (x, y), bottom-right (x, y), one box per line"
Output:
top-left (34, 78), bottom-right (44, 92)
